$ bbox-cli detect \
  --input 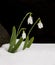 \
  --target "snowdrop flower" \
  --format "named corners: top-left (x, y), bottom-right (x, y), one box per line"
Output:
top-left (37, 20), bottom-right (43, 29)
top-left (22, 31), bottom-right (26, 39)
top-left (27, 15), bottom-right (33, 25)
